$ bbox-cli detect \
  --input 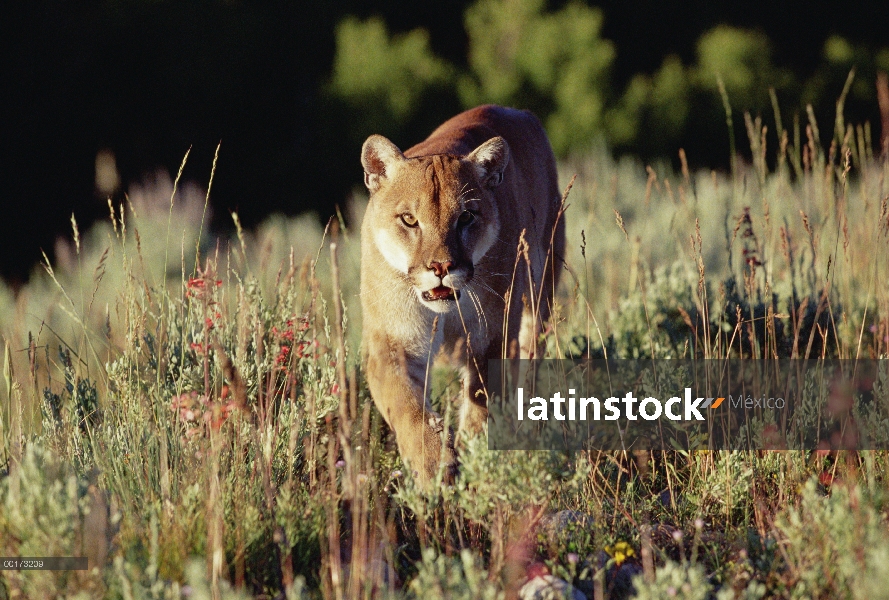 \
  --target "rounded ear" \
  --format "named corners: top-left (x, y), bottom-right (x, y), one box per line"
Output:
top-left (466, 136), bottom-right (510, 189)
top-left (361, 135), bottom-right (405, 193)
